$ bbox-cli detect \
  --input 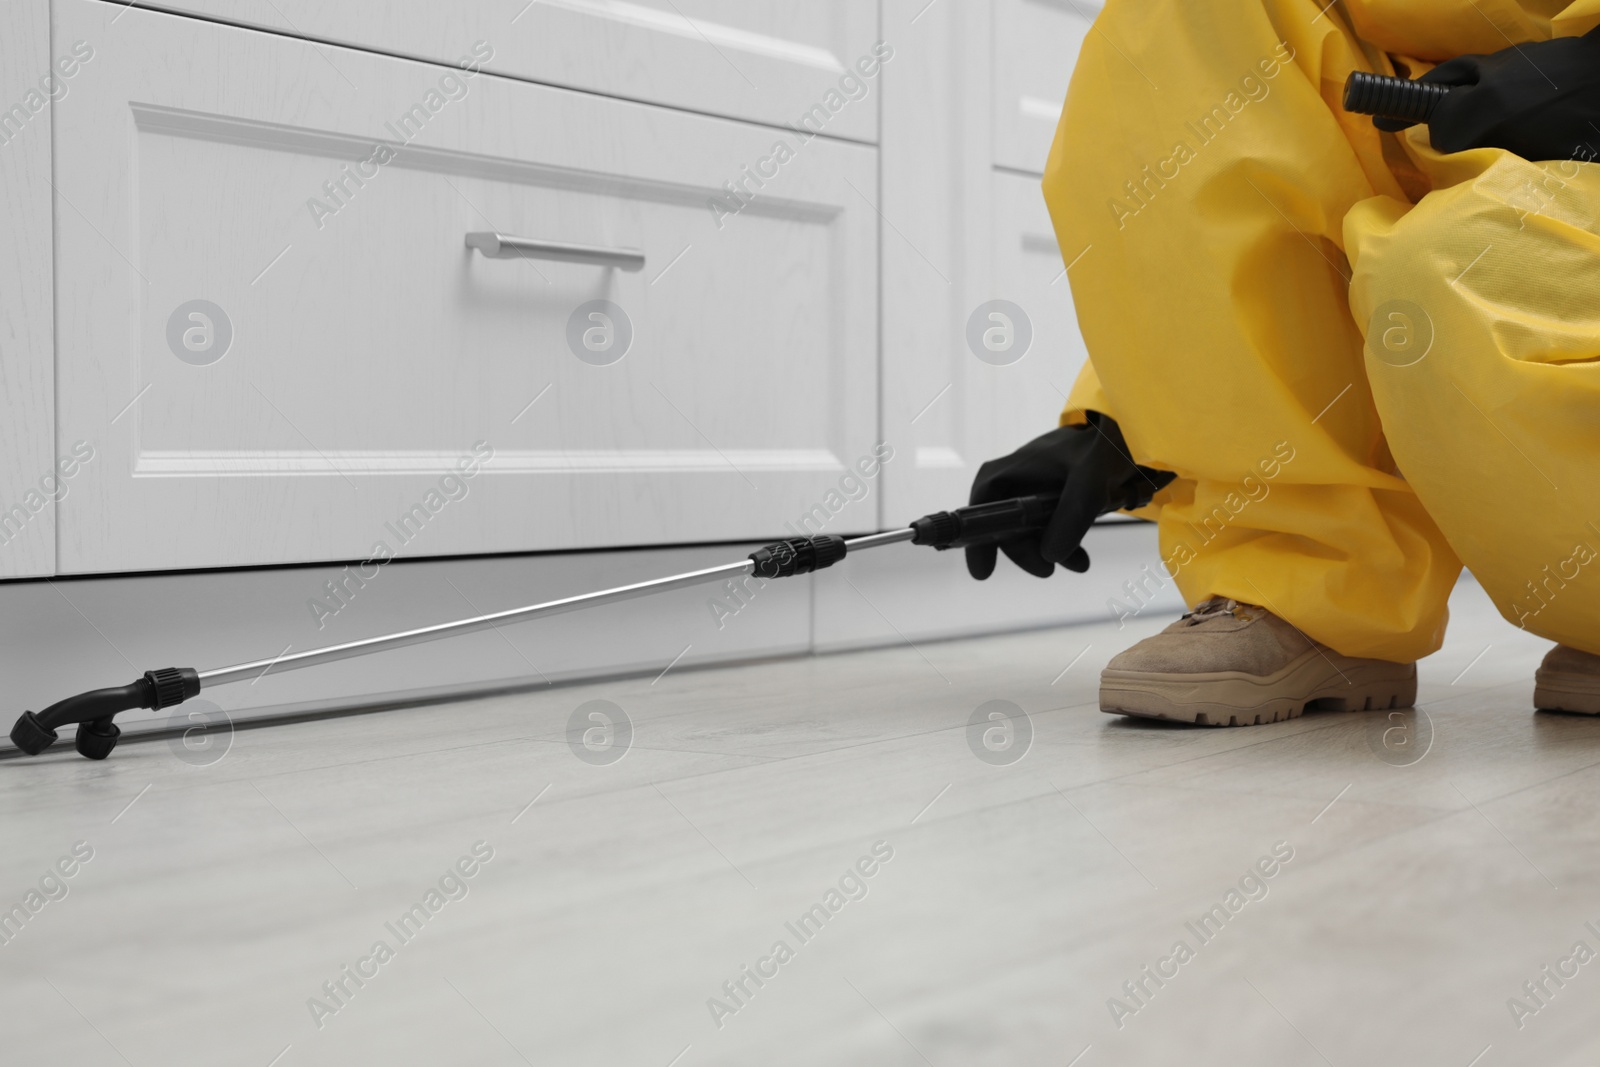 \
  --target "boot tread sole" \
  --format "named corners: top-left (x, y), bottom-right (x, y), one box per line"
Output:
top-left (1534, 668), bottom-right (1600, 715)
top-left (1100, 648), bottom-right (1418, 727)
